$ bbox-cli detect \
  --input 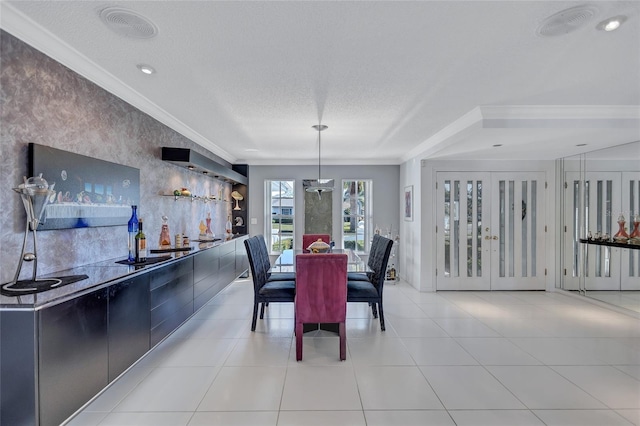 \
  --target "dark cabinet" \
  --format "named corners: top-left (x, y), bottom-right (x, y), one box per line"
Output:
top-left (218, 240), bottom-right (237, 290)
top-left (236, 236), bottom-right (249, 277)
top-left (108, 275), bottom-right (150, 381)
top-left (1, 310), bottom-right (37, 426)
top-left (194, 245), bottom-right (220, 311)
top-left (38, 289), bottom-right (108, 426)
top-left (149, 257), bottom-right (194, 346)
